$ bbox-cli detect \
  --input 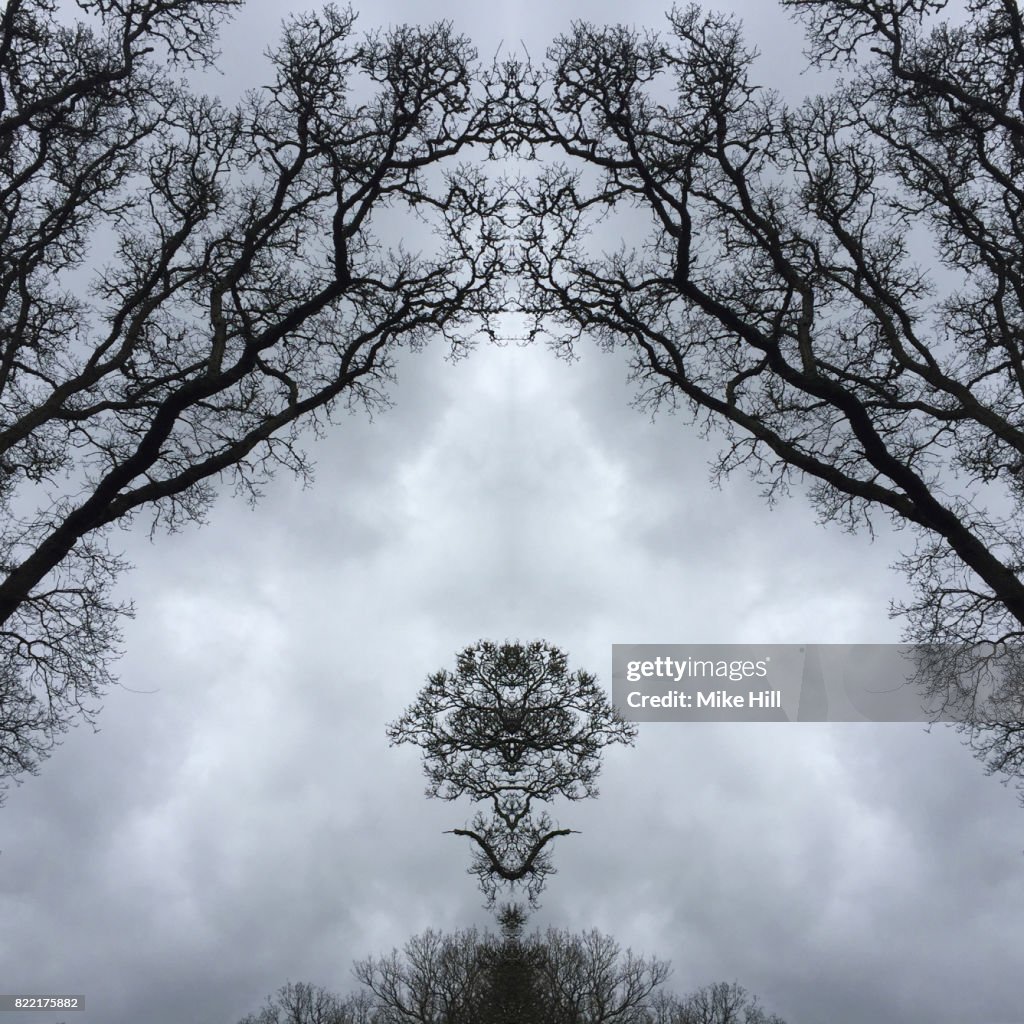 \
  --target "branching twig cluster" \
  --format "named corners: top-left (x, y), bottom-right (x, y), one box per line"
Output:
top-left (388, 640), bottom-right (636, 906)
